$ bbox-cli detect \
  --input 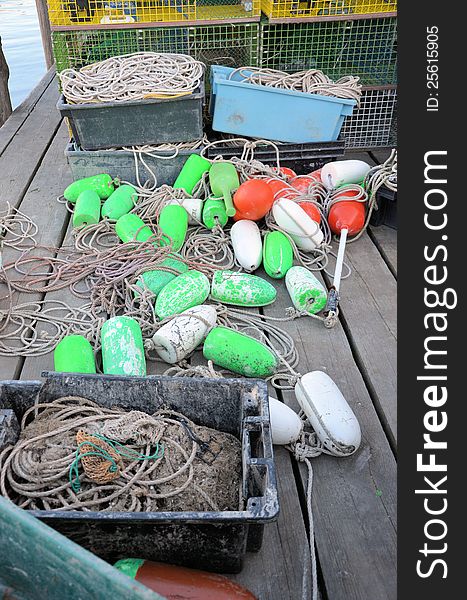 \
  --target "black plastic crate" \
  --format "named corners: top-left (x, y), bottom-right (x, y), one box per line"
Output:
top-left (370, 185), bottom-right (397, 229)
top-left (205, 138), bottom-right (346, 174)
top-left (0, 372), bottom-right (278, 573)
top-left (57, 85), bottom-right (205, 150)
